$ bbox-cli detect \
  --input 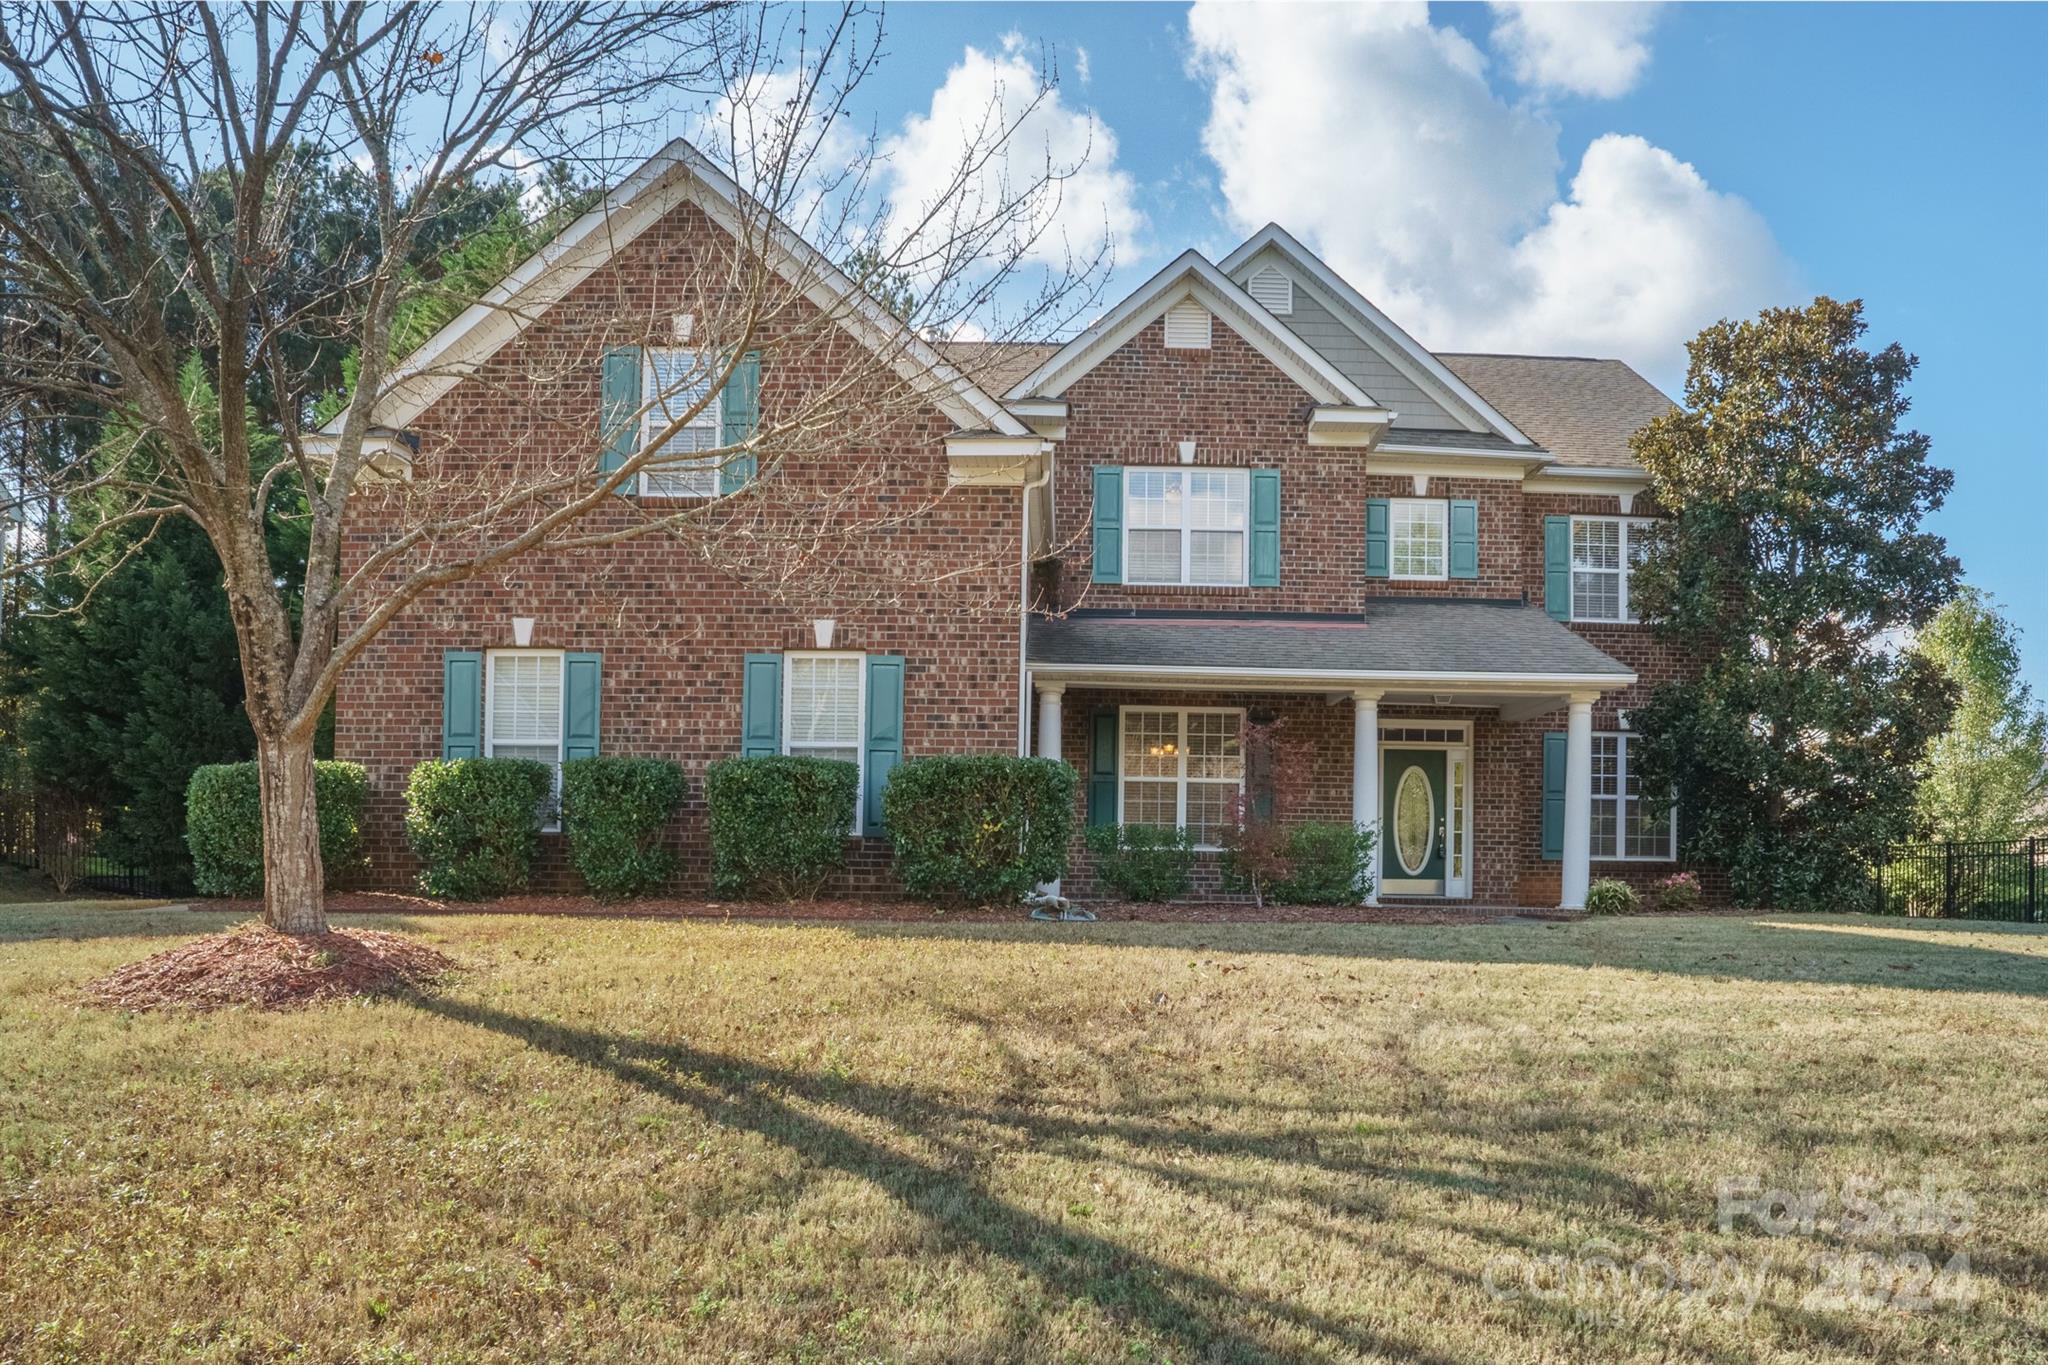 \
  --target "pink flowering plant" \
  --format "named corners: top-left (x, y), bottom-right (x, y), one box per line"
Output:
top-left (1652, 870), bottom-right (1703, 913)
